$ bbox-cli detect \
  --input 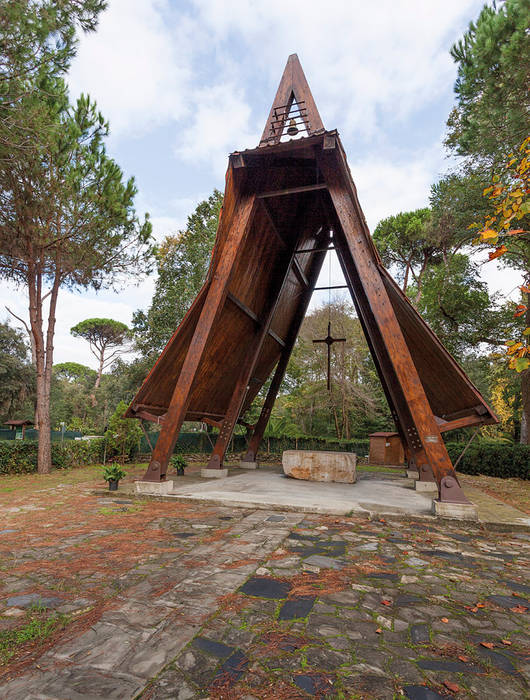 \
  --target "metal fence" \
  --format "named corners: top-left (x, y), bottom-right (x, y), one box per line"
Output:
top-left (0, 429), bottom-right (83, 441)
top-left (139, 432), bottom-right (369, 456)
